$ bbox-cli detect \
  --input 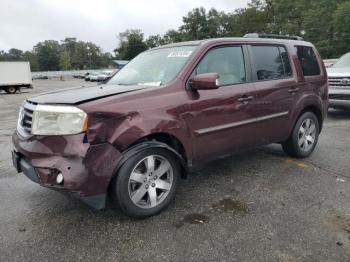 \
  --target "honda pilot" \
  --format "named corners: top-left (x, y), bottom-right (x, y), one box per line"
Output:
top-left (12, 35), bottom-right (328, 218)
